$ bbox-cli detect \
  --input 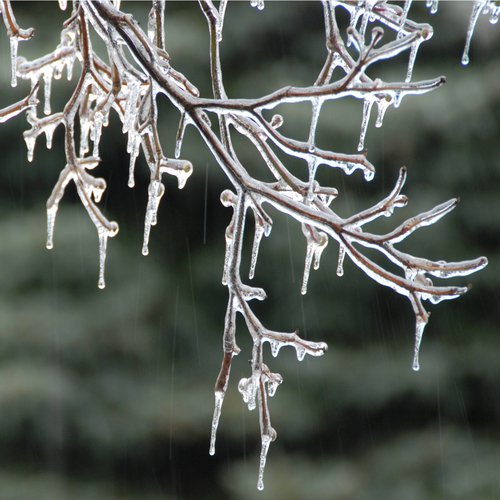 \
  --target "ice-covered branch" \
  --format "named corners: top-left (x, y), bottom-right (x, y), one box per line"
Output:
top-left (0, 0), bottom-right (490, 490)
